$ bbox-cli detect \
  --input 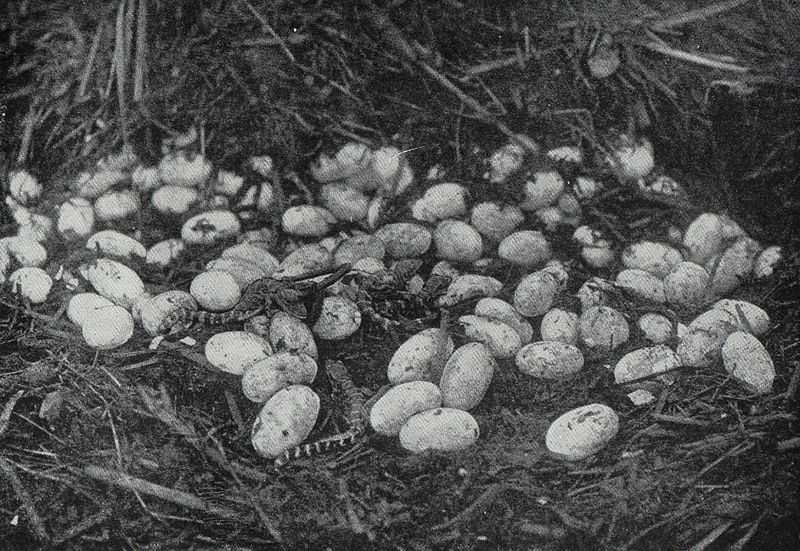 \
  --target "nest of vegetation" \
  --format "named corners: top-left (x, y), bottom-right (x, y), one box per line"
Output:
top-left (0, 0), bottom-right (798, 548)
